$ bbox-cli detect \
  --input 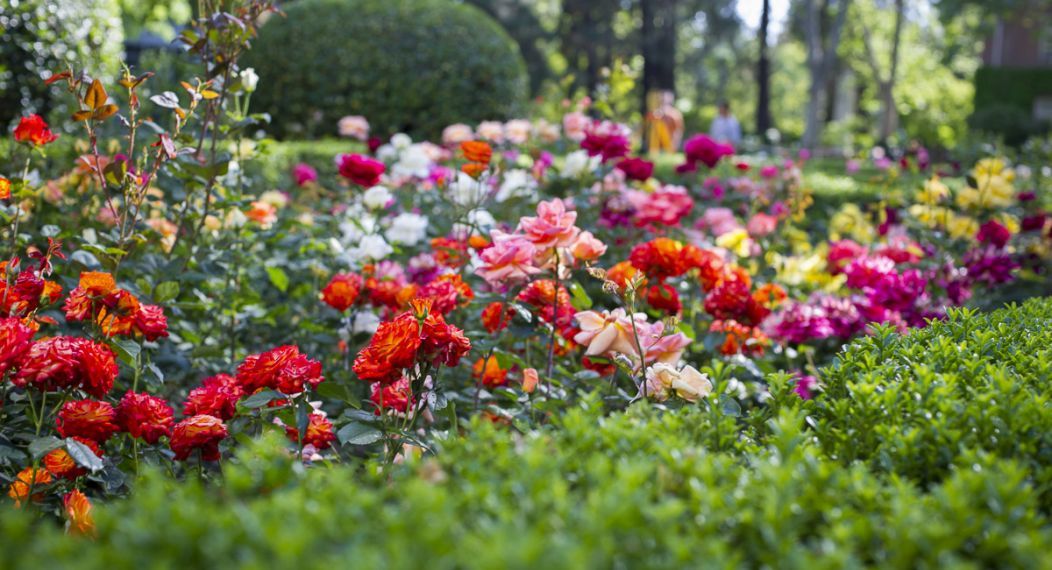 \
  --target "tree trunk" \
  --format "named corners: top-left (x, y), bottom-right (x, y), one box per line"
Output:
top-left (802, 0), bottom-right (851, 149)
top-left (756, 0), bottom-right (773, 136)
top-left (878, 0), bottom-right (905, 142)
